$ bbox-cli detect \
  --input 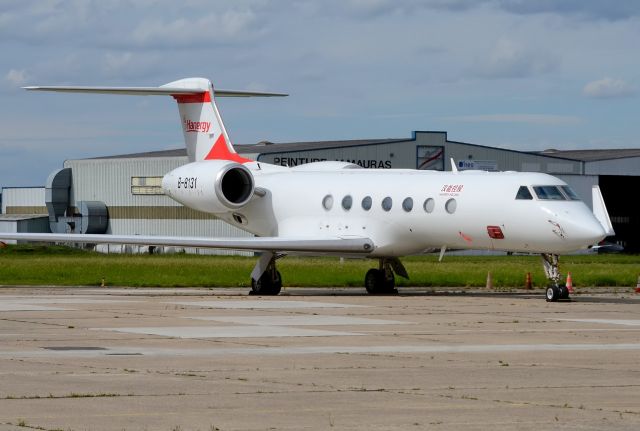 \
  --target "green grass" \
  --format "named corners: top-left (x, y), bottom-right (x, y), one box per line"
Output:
top-left (0, 245), bottom-right (638, 288)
